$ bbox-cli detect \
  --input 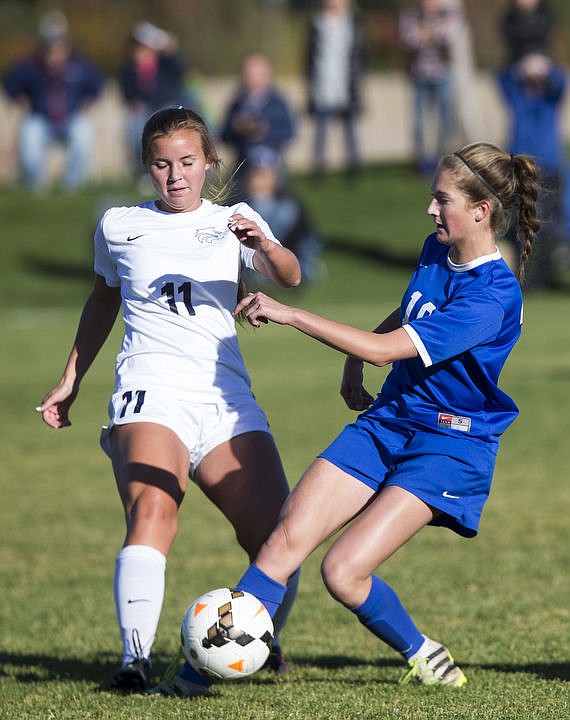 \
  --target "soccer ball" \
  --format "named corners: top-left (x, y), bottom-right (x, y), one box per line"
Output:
top-left (180, 587), bottom-right (274, 680)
